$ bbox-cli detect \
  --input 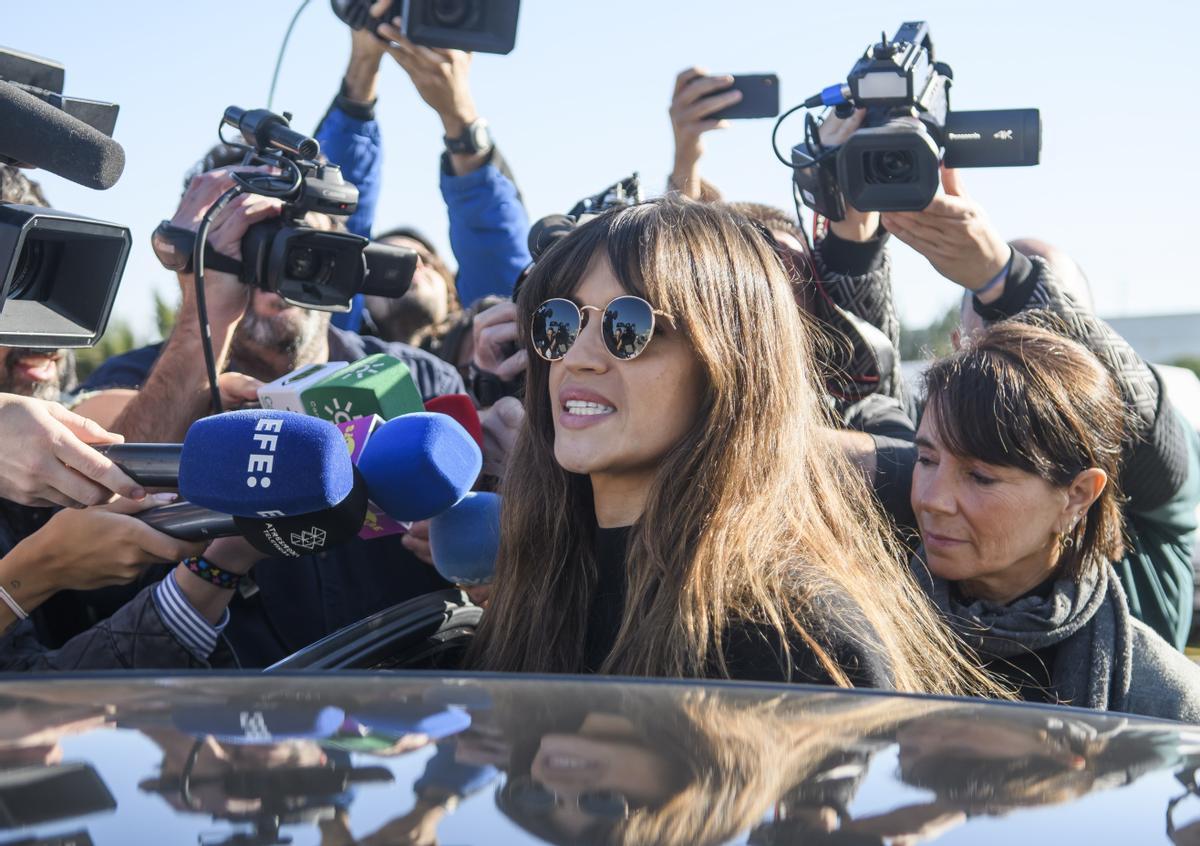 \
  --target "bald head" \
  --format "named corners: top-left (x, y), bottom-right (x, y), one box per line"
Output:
top-left (1010, 237), bottom-right (1094, 311)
